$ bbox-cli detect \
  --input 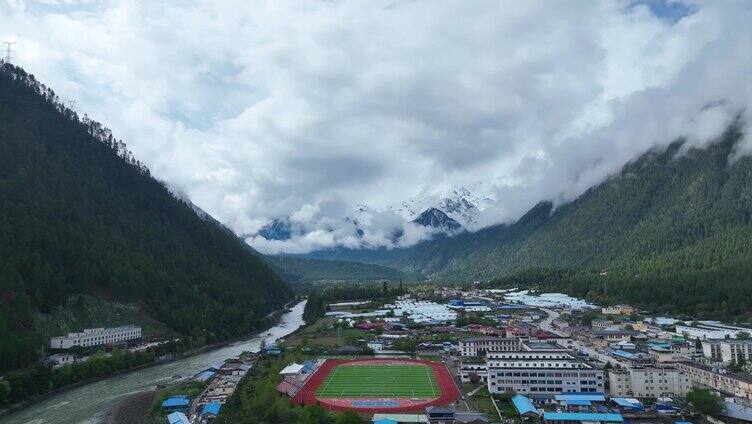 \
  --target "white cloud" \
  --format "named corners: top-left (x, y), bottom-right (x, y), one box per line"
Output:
top-left (2, 0), bottom-right (751, 253)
